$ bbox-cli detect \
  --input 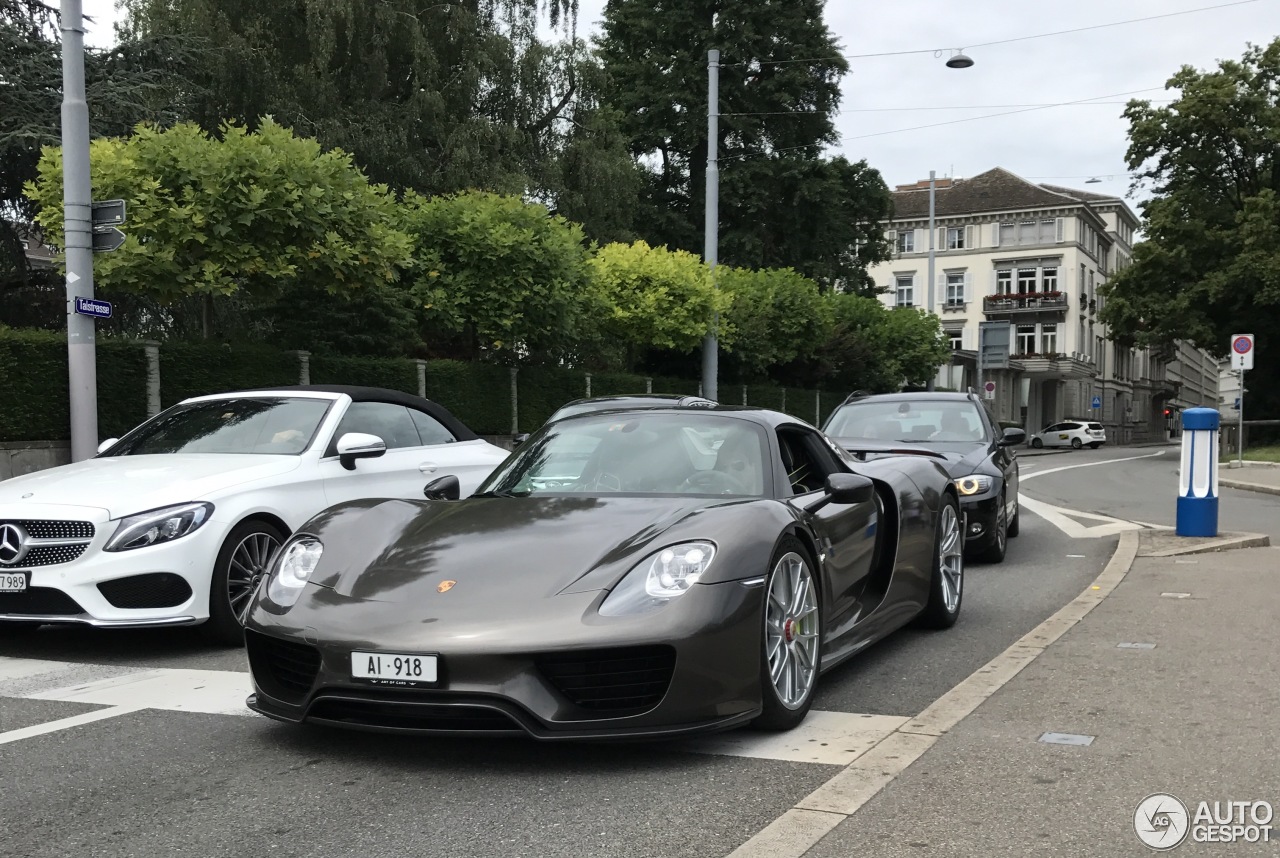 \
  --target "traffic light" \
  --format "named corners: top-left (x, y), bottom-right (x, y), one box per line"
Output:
top-left (1163, 408), bottom-right (1171, 417)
